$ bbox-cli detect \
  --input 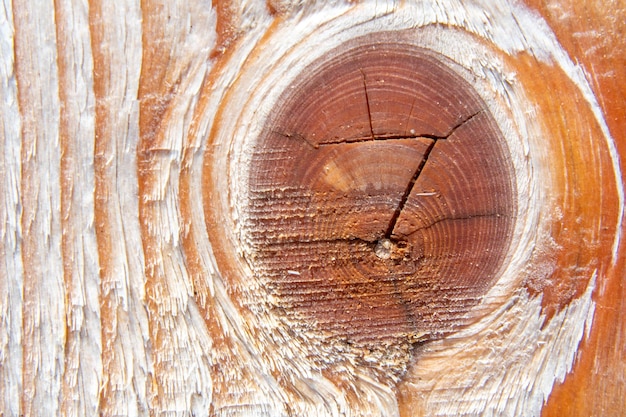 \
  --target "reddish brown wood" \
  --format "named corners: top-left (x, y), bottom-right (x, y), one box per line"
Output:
top-left (242, 36), bottom-right (516, 355)
top-left (524, 1), bottom-right (626, 415)
top-left (2, 0), bottom-right (623, 415)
